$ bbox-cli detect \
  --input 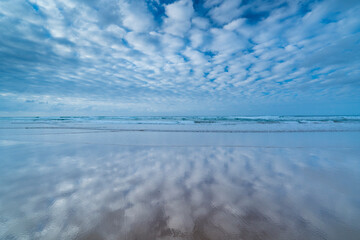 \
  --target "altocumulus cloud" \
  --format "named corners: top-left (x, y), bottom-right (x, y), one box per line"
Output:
top-left (0, 0), bottom-right (359, 115)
